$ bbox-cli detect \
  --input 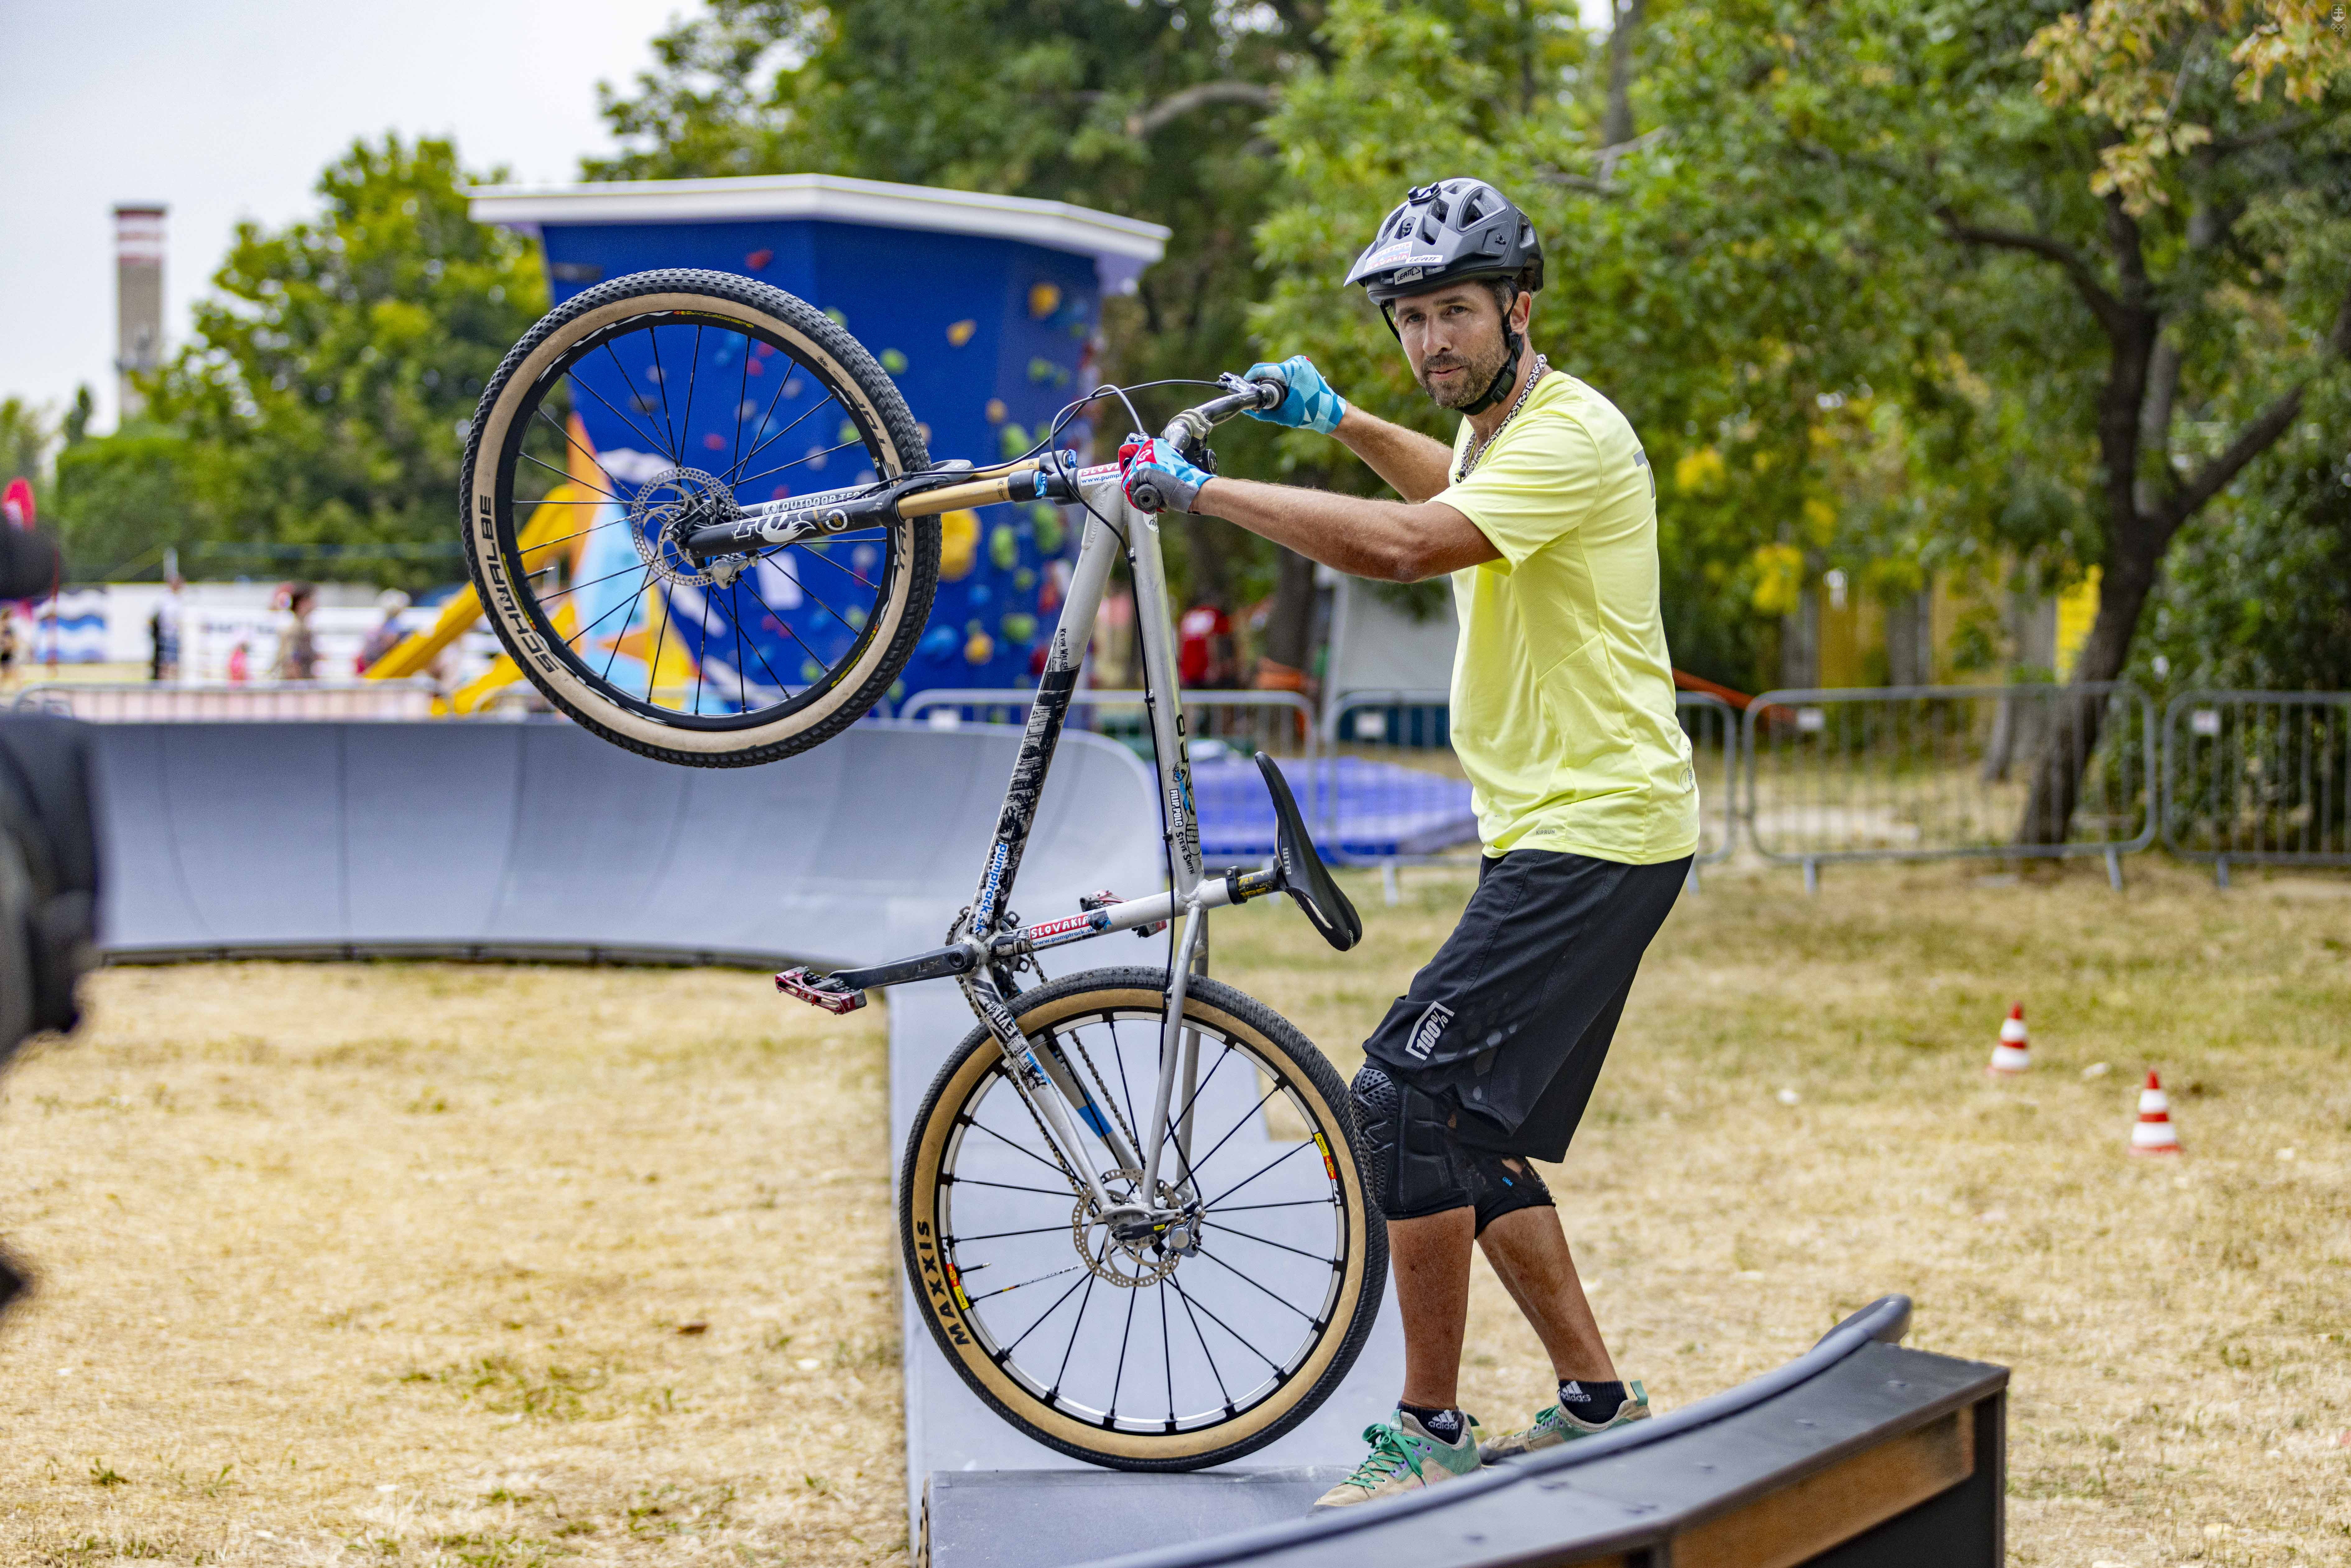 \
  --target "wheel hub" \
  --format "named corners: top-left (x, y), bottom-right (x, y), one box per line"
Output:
top-left (630, 466), bottom-right (744, 589)
top-left (1074, 1170), bottom-right (1203, 1288)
